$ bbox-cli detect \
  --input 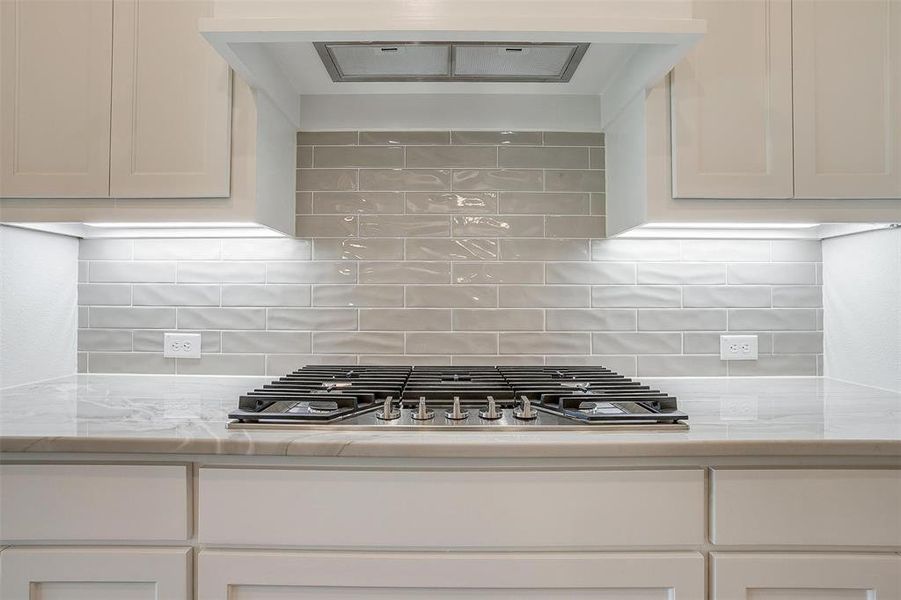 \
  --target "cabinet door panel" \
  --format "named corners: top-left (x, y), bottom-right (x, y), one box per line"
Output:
top-left (712, 553), bottom-right (901, 599)
top-left (110, 0), bottom-right (230, 198)
top-left (793, 0), bottom-right (901, 198)
top-left (0, 0), bottom-right (112, 197)
top-left (672, 0), bottom-right (793, 199)
top-left (199, 551), bottom-right (704, 600)
top-left (0, 547), bottom-right (191, 600)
